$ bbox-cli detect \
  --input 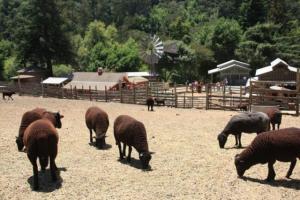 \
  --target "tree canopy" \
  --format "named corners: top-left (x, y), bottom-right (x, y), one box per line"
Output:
top-left (0, 0), bottom-right (299, 82)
